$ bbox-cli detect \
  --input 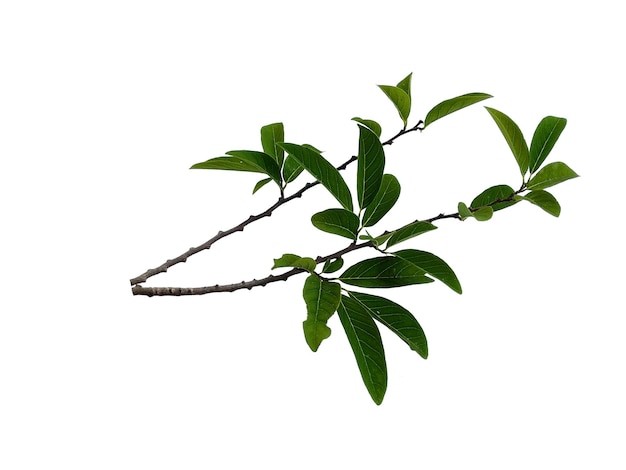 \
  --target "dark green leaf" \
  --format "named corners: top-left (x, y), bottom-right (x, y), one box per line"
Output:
top-left (311, 208), bottom-right (359, 240)
top-left (225, 150), bottom-right (282, 185)
top-left (339, 256), bottom-right (433, 288)
top-left (473, 206), bottom-right (493, 221)
top-left (527, 162), bottom-right (578, 190)
top-left (471, 184), bottom-right (517, 211)
top-left (272, 253), bottom-right (317, 272)
top-left (378, 85), bottom-right (411, 127)
top-left (302, 275), bottom-right (341, 352)
top-left (357, 124), bottom-right (385, 210)
top-left (252, 177), bottom-right (272, 194)
top-left (260, 122), bottom-right (285, 167)
top-left (362, 174), bottom-right (401, 227)
top-left (352, 117), bottom-right (382, 138)
top-left (338, 295), bottom-right (387, 405)
top-left (485, 107), bottom-right (530, 176)
top-left (529, 116), bottom-right (567, 173)
top-left (393, 249), bottom-right (462, 294)
top-left (348, 291), bottom-right (428, 358)
top-left (423, 92), bottom-right (492, 128)
top-left (278, 143), bottom-right (353, 211)
top-left (385, 221), bottom-right (437, 249)
top-left (282, 155), bottom-right (303, 184)
top-left (322, 257), bottom-right (344, 274)
top-left (517, 190), bottom-right (561, 217)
